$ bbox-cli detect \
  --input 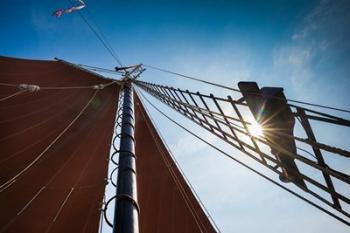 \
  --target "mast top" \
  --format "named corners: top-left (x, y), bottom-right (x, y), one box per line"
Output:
top-left (115, 64), bottom-right (145, 81)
